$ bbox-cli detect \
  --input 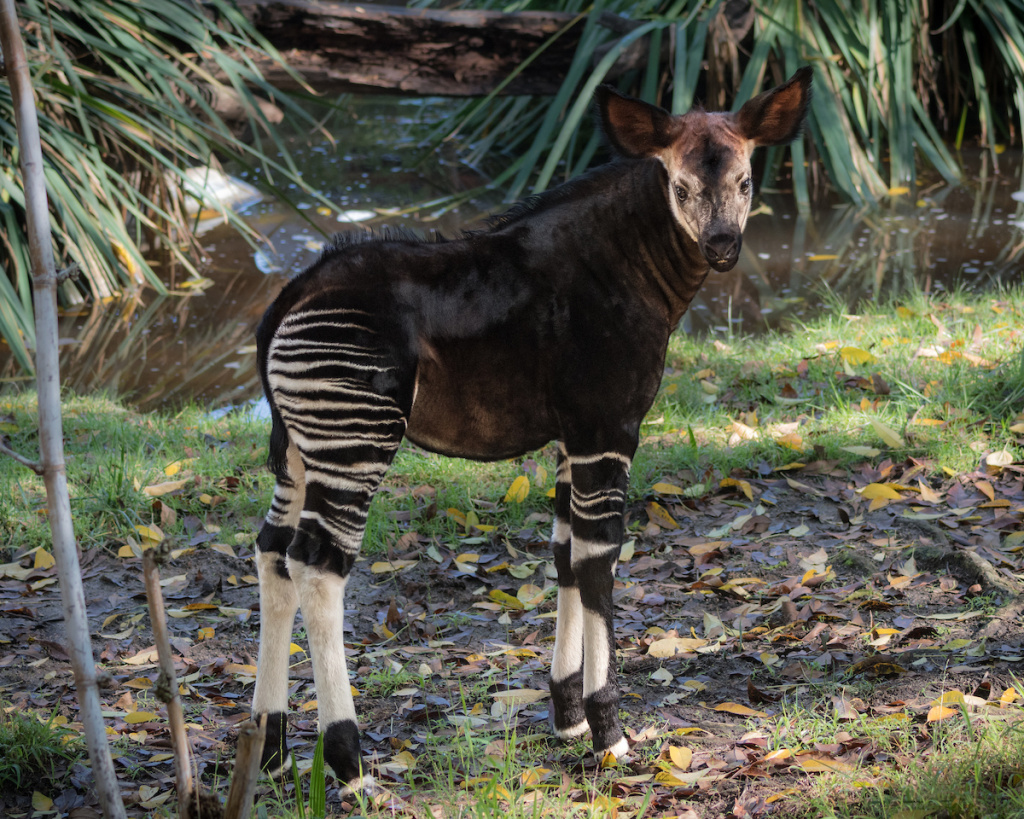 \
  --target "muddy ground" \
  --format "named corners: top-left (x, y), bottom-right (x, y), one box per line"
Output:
top-left (1, 455), bottom-right (1023, 818)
